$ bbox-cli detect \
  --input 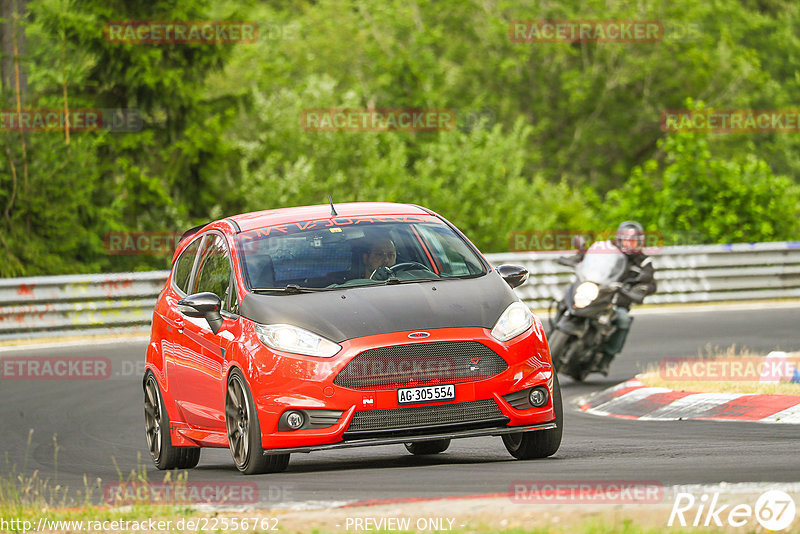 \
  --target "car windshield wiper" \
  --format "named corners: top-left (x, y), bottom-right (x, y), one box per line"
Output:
top-left (383, 277), bottom-right (440, 285)
top-left (252, 284), bottom-right (334, 294)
